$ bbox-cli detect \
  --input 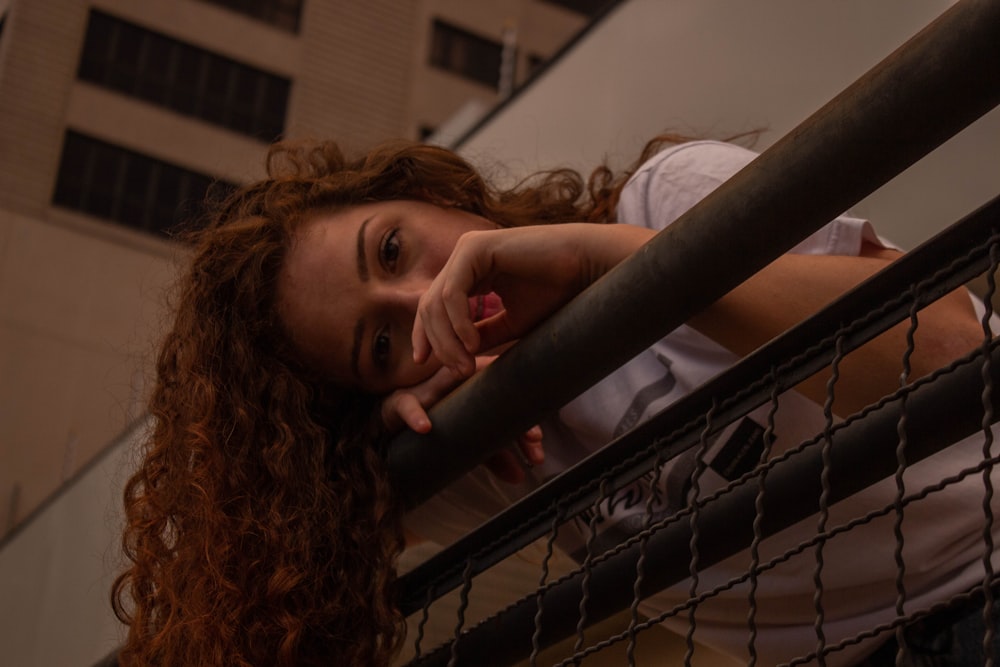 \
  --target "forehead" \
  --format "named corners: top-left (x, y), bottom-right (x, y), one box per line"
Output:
top-left (276, 206), bottom-right (367, 379)
top-left (286, 210), bottom-right (353, 282)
